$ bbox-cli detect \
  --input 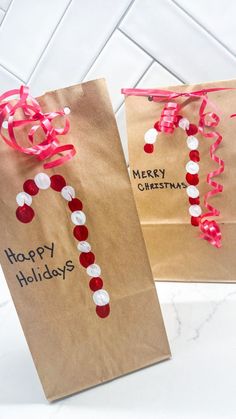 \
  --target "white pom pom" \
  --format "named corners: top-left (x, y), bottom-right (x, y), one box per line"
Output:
top-left (187, 136), bottom-right (199, 150)
top-left (178, 117), bottom-right (189, 130)
top-left (144, 128), bottom-right (158, 144)
top-left (93, 289), bottom-right (110, 306)
top-left (61, 186), bottom-right (75, 201)
top-left (34, 173), bottom-right (51, 190)
top-left (77, 241), bottom-right (91, 253)
top-left (71, 210), bottom-right (86, 225)
top-left (189, 205), bottom-right (202, 217)
top-left (186, 185), bottom-right (199, 198)
top-left (186, 161), bottom-right (199, 174)
top-left (16, 192), bottom-right (32, 207)
top-left (86, 264), bottom-right (101, 277)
